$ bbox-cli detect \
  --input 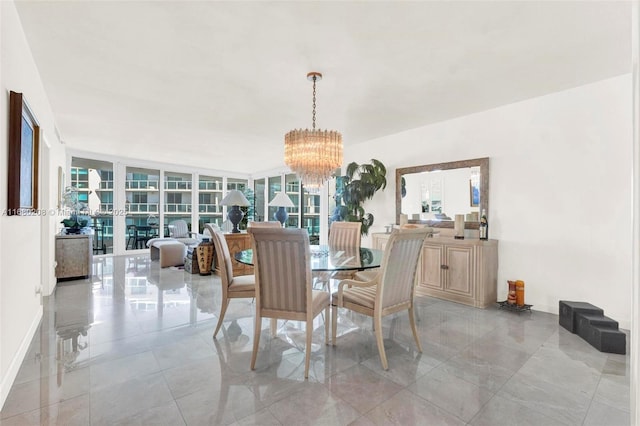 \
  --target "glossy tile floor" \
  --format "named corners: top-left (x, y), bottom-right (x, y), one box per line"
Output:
top-left (0, 255), bottom-right (631, 425)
